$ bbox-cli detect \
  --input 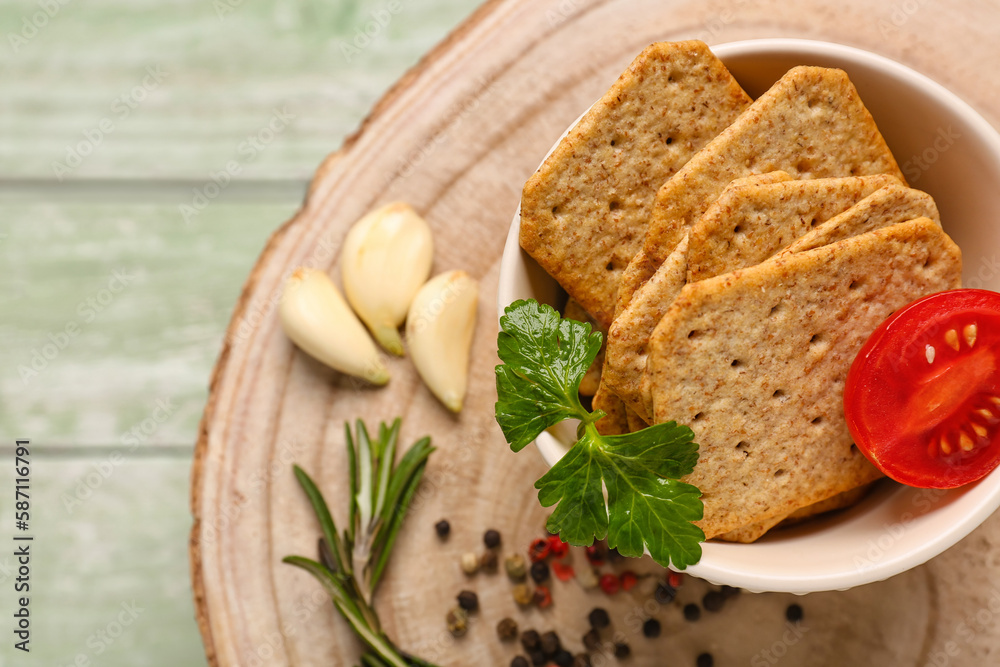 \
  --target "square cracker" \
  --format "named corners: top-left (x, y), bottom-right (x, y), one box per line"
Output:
top-left (519, 40), bottom-right (752, 329)
top-left (648, 218), bottom-right (961, 538)
top-left (779, 185), bottom-right (940, 255)
top-left (642, 65), bottom-right (906, 268)
top-left (605, 173), bottom-right (891, 423)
